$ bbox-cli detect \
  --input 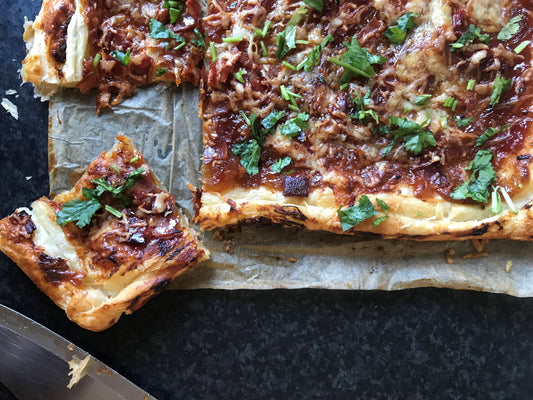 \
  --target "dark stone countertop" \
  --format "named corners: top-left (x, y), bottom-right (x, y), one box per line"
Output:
top-left (0, 2), bottom-right (532, 399)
